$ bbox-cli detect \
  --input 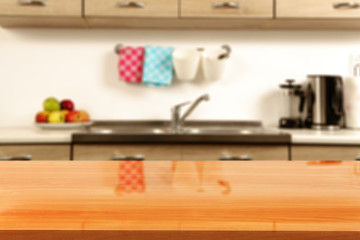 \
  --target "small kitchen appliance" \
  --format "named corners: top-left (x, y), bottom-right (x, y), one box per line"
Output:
top-left (344, 63), bottom-right (360, 129)
top-left (304, 75), bottom-right (345, 130)
top-left (279, 79), bottom-right (305, 128)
